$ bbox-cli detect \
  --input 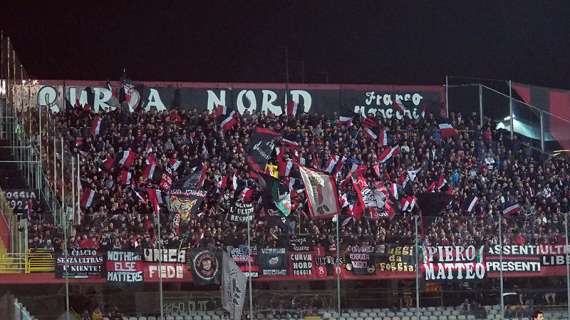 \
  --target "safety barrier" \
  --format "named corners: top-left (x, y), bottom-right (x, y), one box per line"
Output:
top-left (0, 189), bottom-right (25, 254)
top-left (26, 248), bottom-right (55, 272)
top-left (0, 249), bottom-right (54, 273)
